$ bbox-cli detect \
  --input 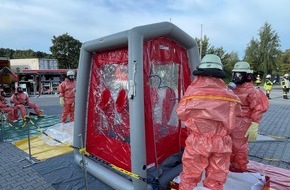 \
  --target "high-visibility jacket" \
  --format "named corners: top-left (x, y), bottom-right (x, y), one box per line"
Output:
top-left (263, 79), bottom-right (273, 91)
